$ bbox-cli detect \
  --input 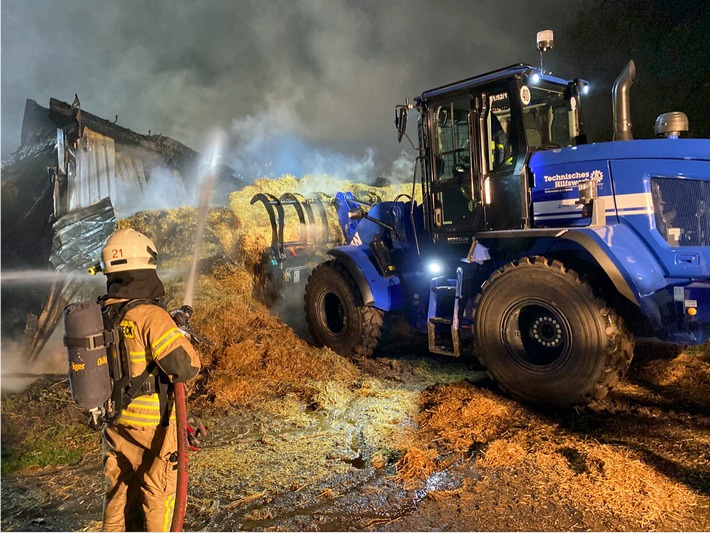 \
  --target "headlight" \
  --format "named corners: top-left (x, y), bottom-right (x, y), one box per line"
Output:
top-left (427, 261), bottom-right (443, 274)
